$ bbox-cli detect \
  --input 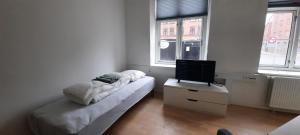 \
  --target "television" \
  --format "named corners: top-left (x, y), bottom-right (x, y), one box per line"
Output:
top-left (175, 60), bottom-right (216, 86)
